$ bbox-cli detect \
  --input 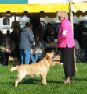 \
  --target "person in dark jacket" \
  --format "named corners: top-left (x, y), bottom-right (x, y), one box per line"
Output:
top-left (19, 22), bottom-right (34, 64)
